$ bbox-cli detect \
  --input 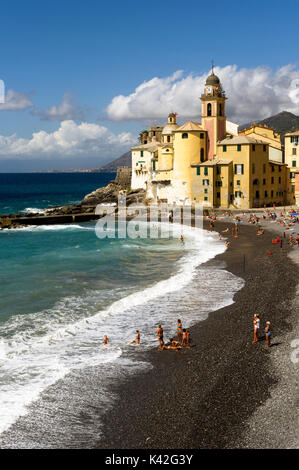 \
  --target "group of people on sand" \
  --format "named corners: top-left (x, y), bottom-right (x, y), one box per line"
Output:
top-left (101, 321), bottom-right (191, 351)
top-left (157, 319), bottom-right (190, 351)
top-left (253, 314), bottom-right (271, 348)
